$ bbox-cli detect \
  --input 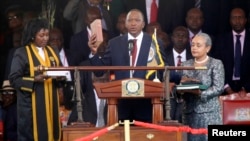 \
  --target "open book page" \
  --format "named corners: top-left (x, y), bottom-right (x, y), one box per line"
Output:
top-left (46, 71), bottom-right (71, 81)
top-left (176, 83), bottom-right (208, 90)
